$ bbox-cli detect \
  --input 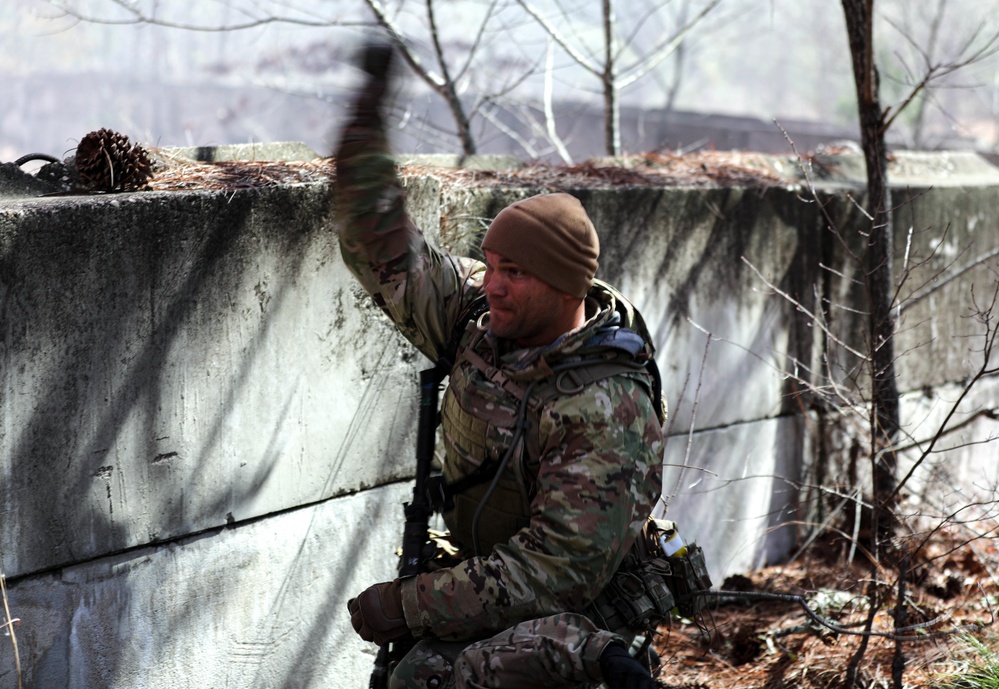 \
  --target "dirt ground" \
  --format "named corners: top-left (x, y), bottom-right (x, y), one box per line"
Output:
top-left (650, 531), bottom-right (998, 689)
